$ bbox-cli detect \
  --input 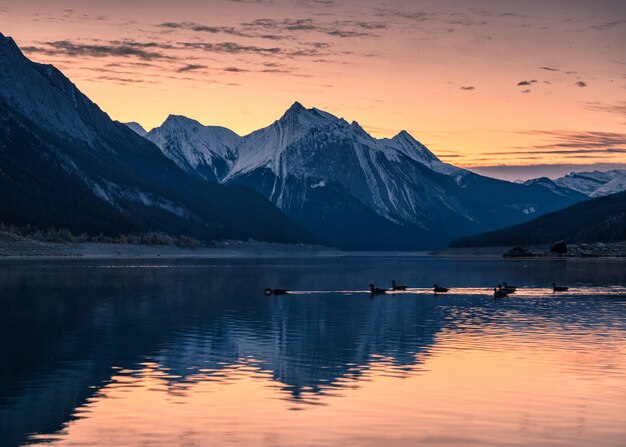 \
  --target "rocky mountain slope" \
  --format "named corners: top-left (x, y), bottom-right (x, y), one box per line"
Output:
top-left (141, 103), bottom-right (586, 249)
top-left (525, 169), bottom-right (626, 198)
top-left (451, 190), bottom-right (626, 247)
top-left (0, 32), bottom-right (313, 244)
